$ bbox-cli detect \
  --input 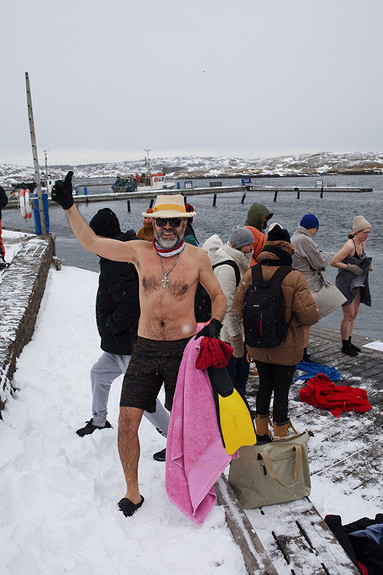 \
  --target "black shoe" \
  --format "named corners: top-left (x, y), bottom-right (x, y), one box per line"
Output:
top-left (349, 339), bottom-right (361, 352)
top-left (303, 349), bottom-right (315, 363)
top-left (76, 418), bottom-right (112, 437)
top-left (0, 257), bottom-right (9, 270)
top-left (118, 496), bottom-right (144, 517)
top-left (153, 448), bottom-right (166, 462)
top-left (256, 434), bottom-right (272, 444)
top-left (341, 343), bottom-right (358, 357)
